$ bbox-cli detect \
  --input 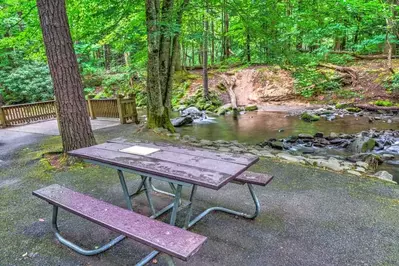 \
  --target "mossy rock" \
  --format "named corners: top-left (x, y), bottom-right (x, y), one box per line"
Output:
top-left (216, 104), bottom-right (232, 115)
top-left (245, 105), bottom-right (258, 112)
top-left (336, 103), bottom-right (350, 109)
top-left (362, 139), bottom-right (376, 153)
top-left (301, 112), bottom-right (320, 122)
top-left (346, 107), bottom-right (361, 113)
